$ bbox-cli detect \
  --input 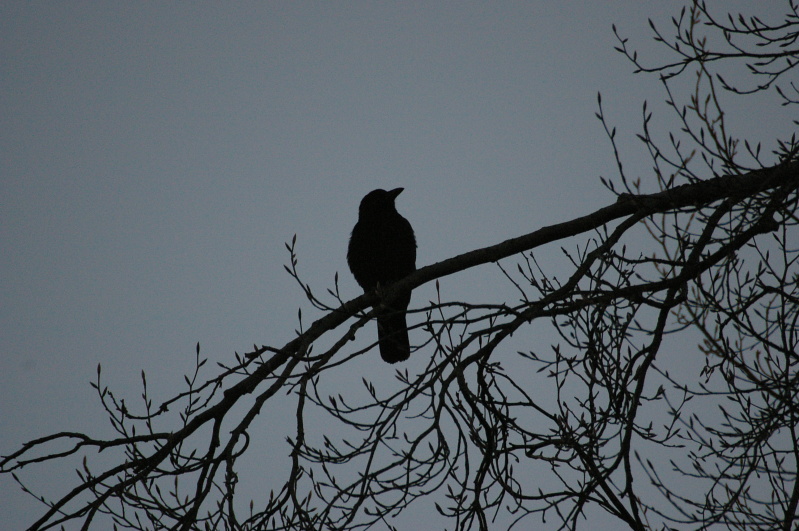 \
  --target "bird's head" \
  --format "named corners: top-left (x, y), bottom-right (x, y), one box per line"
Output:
top-left (358, 188), bottom-right (404, 217)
